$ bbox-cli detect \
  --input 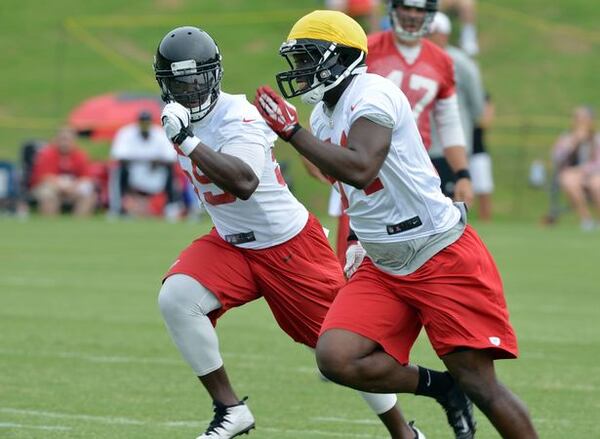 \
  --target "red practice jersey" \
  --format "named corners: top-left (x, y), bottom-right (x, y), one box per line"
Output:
top-left (31, 145), bottom-right (92, 187)
top-left (367, 31), bottom-right (455, 149)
